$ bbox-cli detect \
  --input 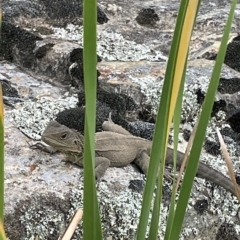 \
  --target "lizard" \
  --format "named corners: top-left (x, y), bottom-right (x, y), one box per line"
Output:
top-left (40, 118), bottom-right (240, 197)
